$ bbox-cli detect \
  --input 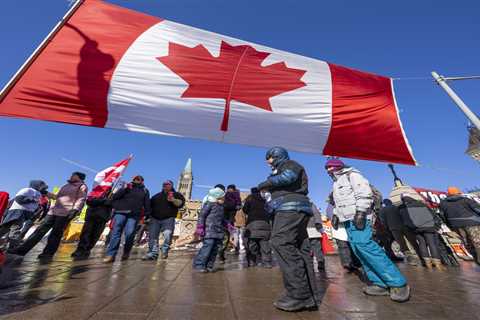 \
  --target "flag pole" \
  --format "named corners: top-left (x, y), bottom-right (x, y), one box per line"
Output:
top-left (431, 71), bottom-right (480, 131)
top-left (0, 0), bottom-right (85, 103)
